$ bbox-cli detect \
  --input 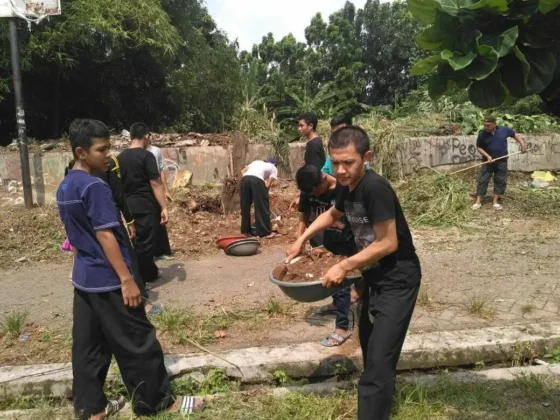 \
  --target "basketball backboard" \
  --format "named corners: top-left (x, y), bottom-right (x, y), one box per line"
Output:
top-left (0, 0), bottom-right (61, 18)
